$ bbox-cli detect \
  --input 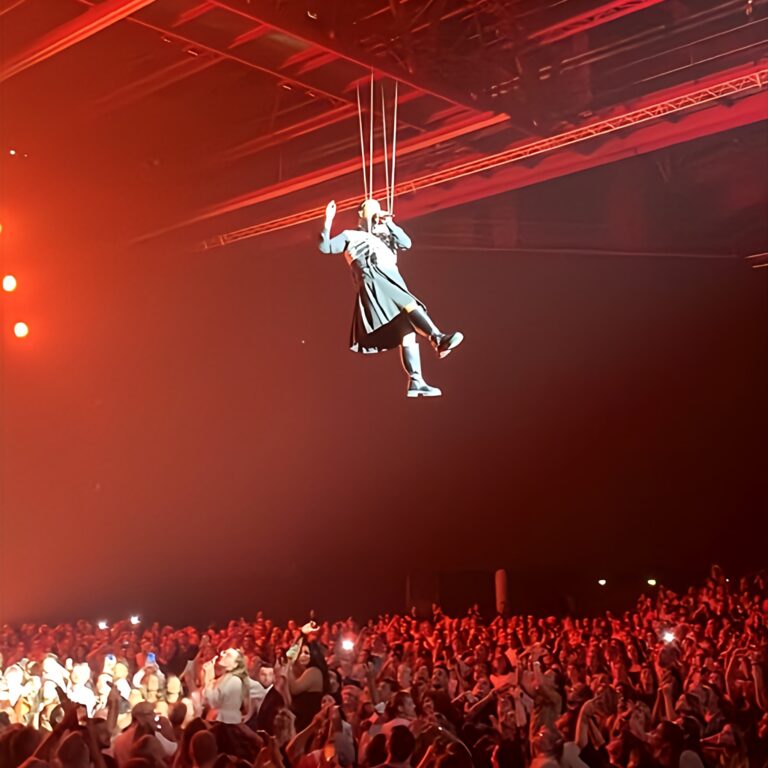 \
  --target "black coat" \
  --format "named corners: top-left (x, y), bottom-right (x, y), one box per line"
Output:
top-left (244, 686), bottom-right (285, 734)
